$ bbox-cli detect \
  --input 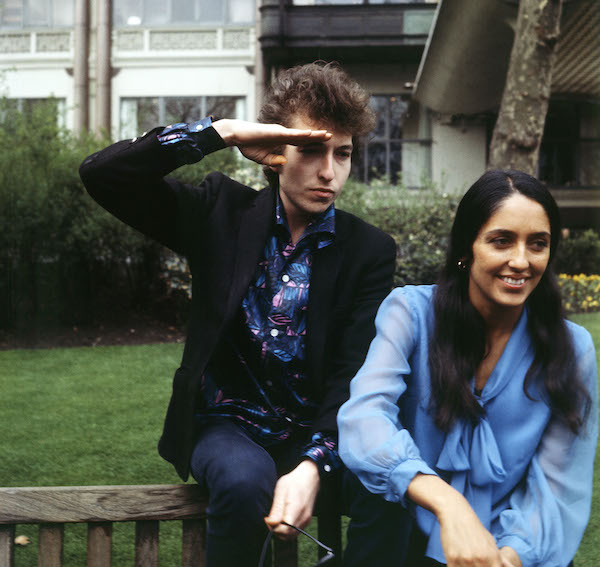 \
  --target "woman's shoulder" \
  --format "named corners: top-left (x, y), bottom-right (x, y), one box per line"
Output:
top-left (380, 284), bottom-right (436, 326)
top-left (392, 283), bottom-right (437, 306)
top-left (564, 318), bottom-right (596, 356)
